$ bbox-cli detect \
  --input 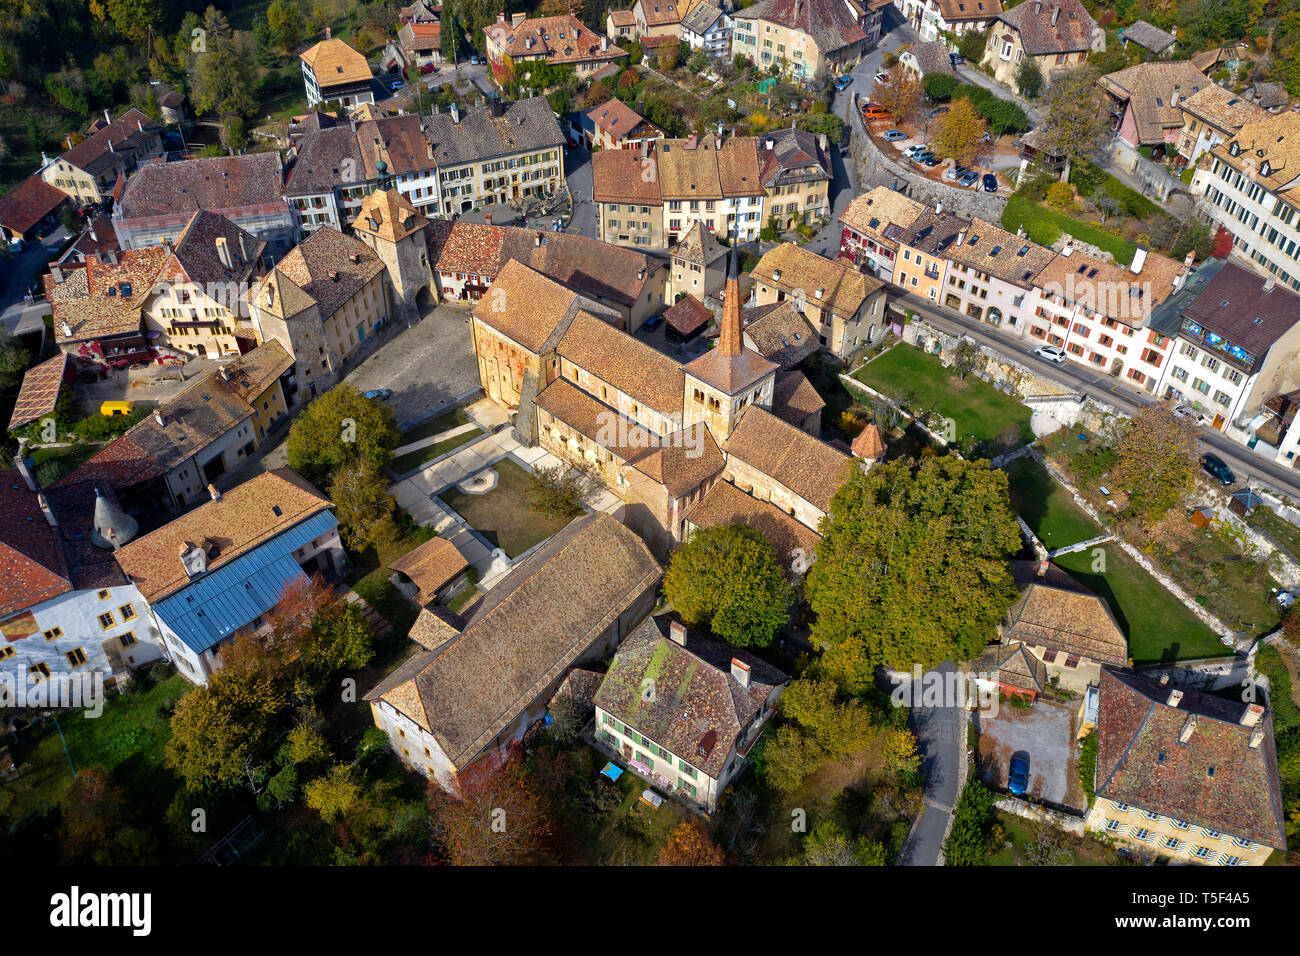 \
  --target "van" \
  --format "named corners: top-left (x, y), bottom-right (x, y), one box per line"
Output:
top-left (862, 104), bottom-right (891, 119)
top-left (99, 400), bottom-right (135, 417)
